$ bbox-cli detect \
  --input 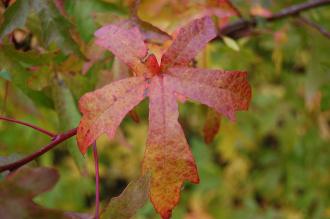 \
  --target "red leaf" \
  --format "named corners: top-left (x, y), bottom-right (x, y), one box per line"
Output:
top-left (203, 109), bottom-right (221, 144)
top-left (94, 21), bottom-right (149, 76)
top-left (166, 67), bottom-right (251, 121)
top-left (77, 77), bottom-right (148, 153)
top-left (143, 75), bottom-right (199, 219)
top-left (160, 16), bottom-right (217, 71)
top-left (78, 16), bottom-right (251, 218)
